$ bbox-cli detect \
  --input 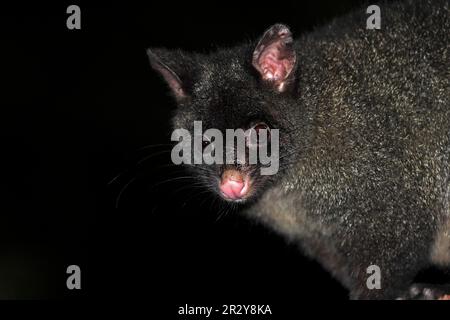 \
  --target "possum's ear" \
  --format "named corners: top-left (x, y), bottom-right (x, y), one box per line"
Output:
top-left (147, 48), bottom-right (196, 101)
top-left (252, 24), bottom-right (297, 92)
